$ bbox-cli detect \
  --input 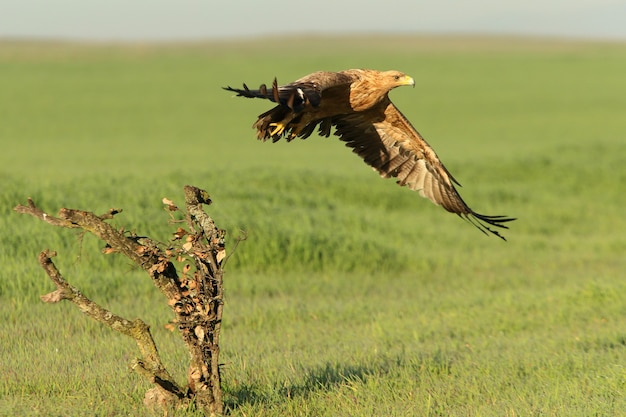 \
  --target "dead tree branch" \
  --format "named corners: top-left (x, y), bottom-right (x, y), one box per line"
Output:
top-left (14, 185), bottom-right (228, 416)
top-left (38, 250), bottom-right (185, 405)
